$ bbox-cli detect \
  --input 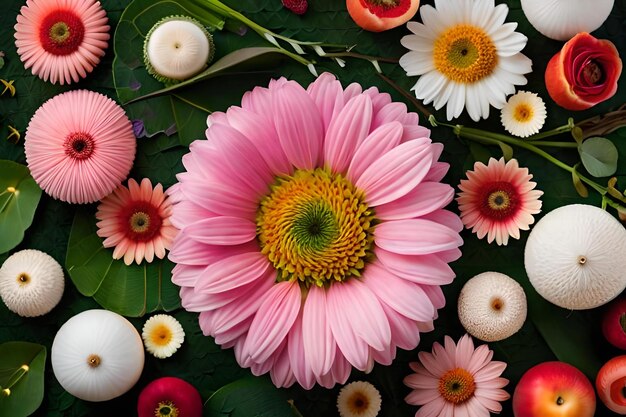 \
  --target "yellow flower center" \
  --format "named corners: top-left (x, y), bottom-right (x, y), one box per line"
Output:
top-left (49, 21), bottom-right (71, 44)
top-left (130, 212), bottom-right (151, 233)
top-left (150, 324), bottom-right (173, 346)
top-left (433, 24), bottom-right (498, 84)
top-left (438, 368), bottom-right (476, 404)
top-left (155, 401), bottom-right (179, 417)
top-left (256, 168), bottom-right (375, 287)
top-left (487, 190), bottom-right (511, 211)
top-left (513, 103), bottom-right (534, 122)
top-left (346, 390), bottom-right (371, 415)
